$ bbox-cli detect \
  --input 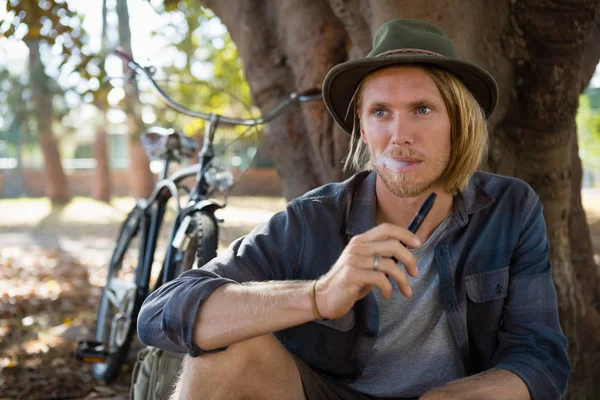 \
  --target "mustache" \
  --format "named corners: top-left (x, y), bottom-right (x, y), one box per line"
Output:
top-left (382, 147), bottom-right (426, 161)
